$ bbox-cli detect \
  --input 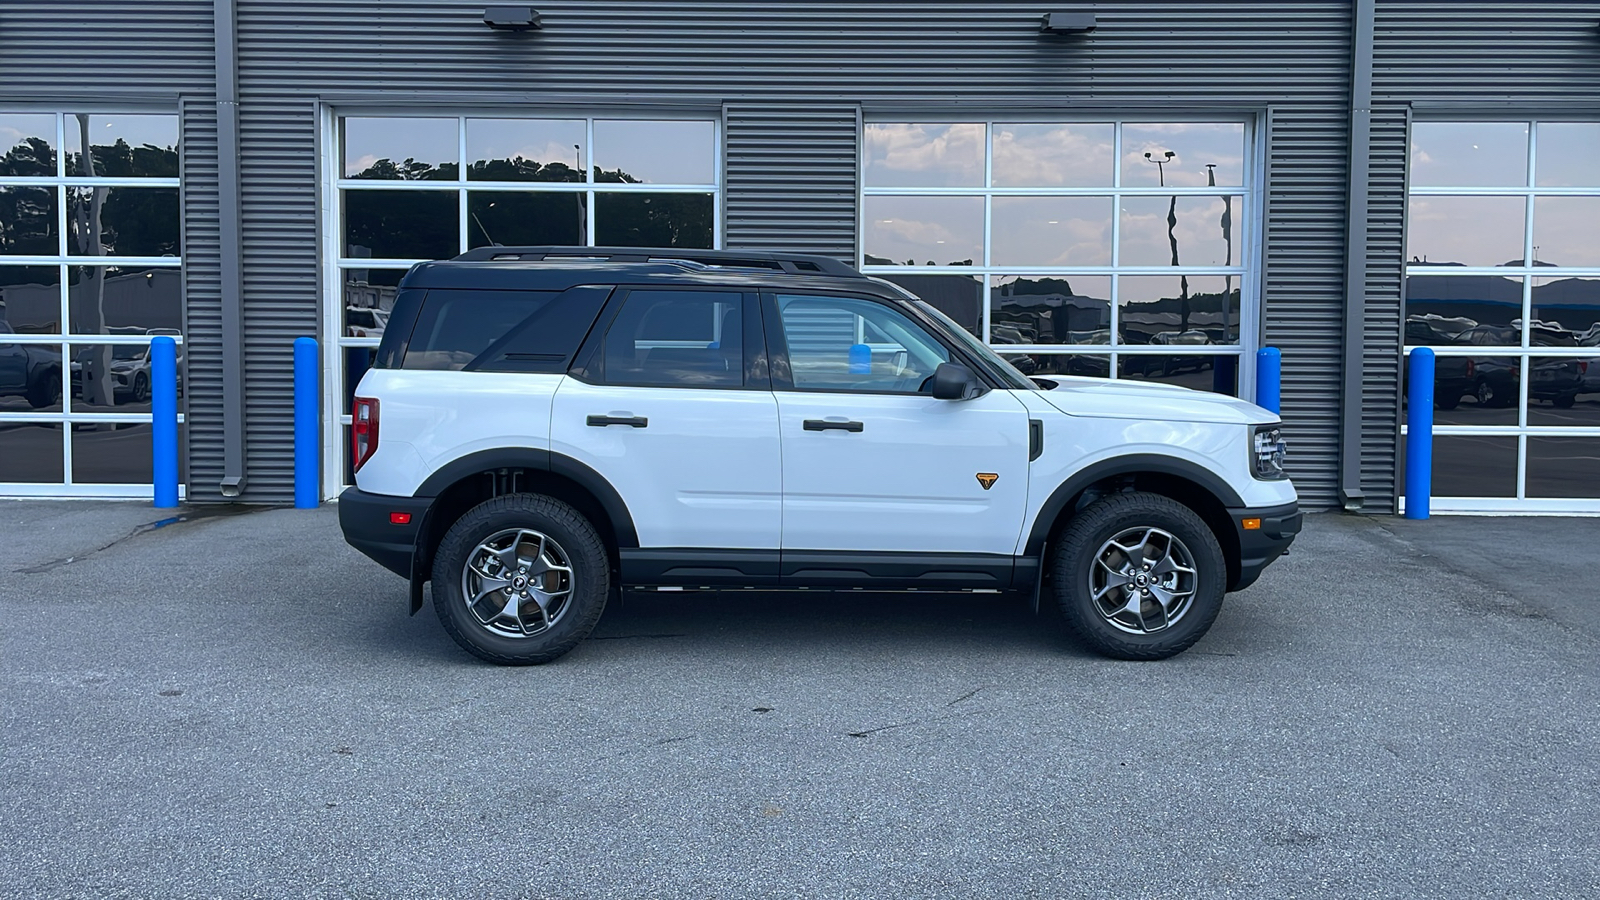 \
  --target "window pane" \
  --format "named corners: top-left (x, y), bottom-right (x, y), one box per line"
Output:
top-left (594, 192), bottom-right (712, 249)
top-left (68, 266), bottom-right (182, 334)
top-left (1532, 197), bottom-right (1600, 268)
top-left (1004, 353), bottom-right (1109, 378)
top-left (343, 189), bottom-right (458, 260)
top-left (65, 187), bottom-right (180, 257)
top-left (593, 121), bottom-right (714, 185)
top-left (1405, 274), bottom-right (1523, 335)
top-left (1531, 277), bottom-right (1600, 340)
top-left (0, 423), bottom-right (63, 482)
top-left (604, 290), bottom-right (742, 387)
top-left (1119, 195), bottom-right (1243, 267)
top-left (1403, 435), bottom-right (1518, 498)
top-left (62, 114), bottom-right (178, 178)
top-left (992, 123), bottom-right (1114, 187)
top-left (1119, 275), bottom-right (1241, 346)
top-left (0, 266), bottom-right (62, 334)
top-left (73, 422), bottom-right (168, 484)
top-left (990, 275), bottom-right (1110, 346)
top-left (342, 346), bottom-right (374, 409)
top-left (862, 195), bottom-right (983, 267)
top-left (0, 338), bottom-right (63, 412)
top-left (1409, 122), bottom-right (1528, 187)
top-left (342, 268), bottom-right (404, 337)
top-left (1409, 353), bottom-right (1493, 426)
top-left (874, 274), bottom-right (983, 335)
top-left (400, 289), bottom-right (560, 371)
top-left (1535, 123), bottom-right (1600, 188)
top-left (1526, 438), bottom-right (1600, 497)
top-left (1, 114), bottom-right (56, 177)
top-left (863, 123), bottom-right (984, 188)
top-left (1121, 123), bottom-right (1246, 188)
top-left (466, 118), bottom-right (586, 182)
top-left (1523, 355), bottom-right (1586, 422)
top-left (342, 117), bottom-right (458, 180)
top-left (1119, 354), bottom-right (1238, 395)
top-left (467, 191), bottom-right (583, 248)
top-left (69, 341), bottom-right (168, 411)
top-left (1407, 196), bottom-right (1525, 268)
top-left (991, 196), bottom-right (1112, 266)
top-left (776, 293), bottom-right (949, 393)
top-left (0, 187), bottom-right (58, 256)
